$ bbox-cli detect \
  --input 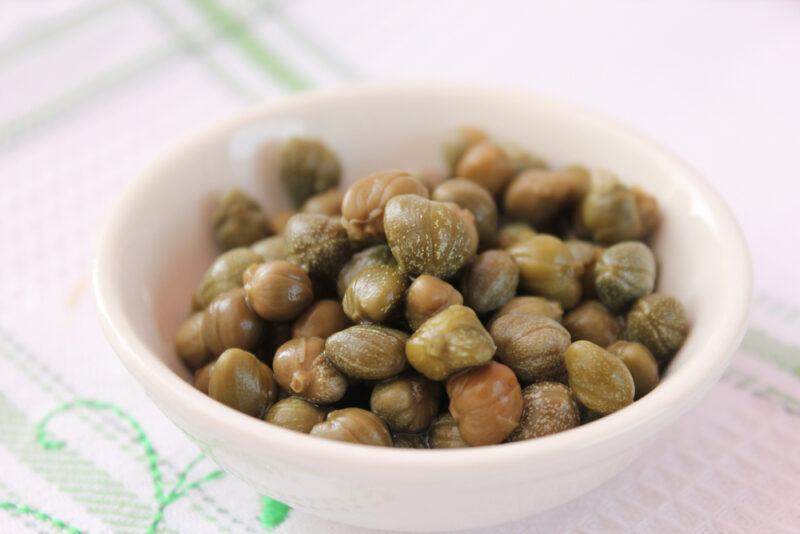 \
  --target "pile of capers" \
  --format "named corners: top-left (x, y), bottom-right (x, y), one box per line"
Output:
top-left (175, 129), bottom-right (689, 448)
